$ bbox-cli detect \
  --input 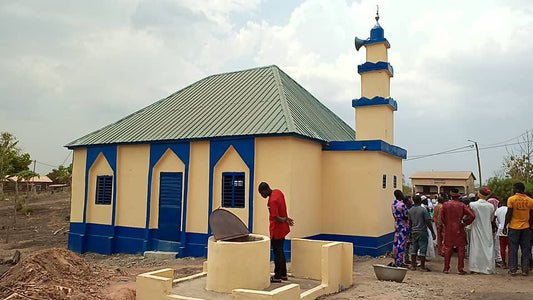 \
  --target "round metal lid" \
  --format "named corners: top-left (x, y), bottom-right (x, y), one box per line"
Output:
top-left (209, 208), bottom-right (249, 241)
